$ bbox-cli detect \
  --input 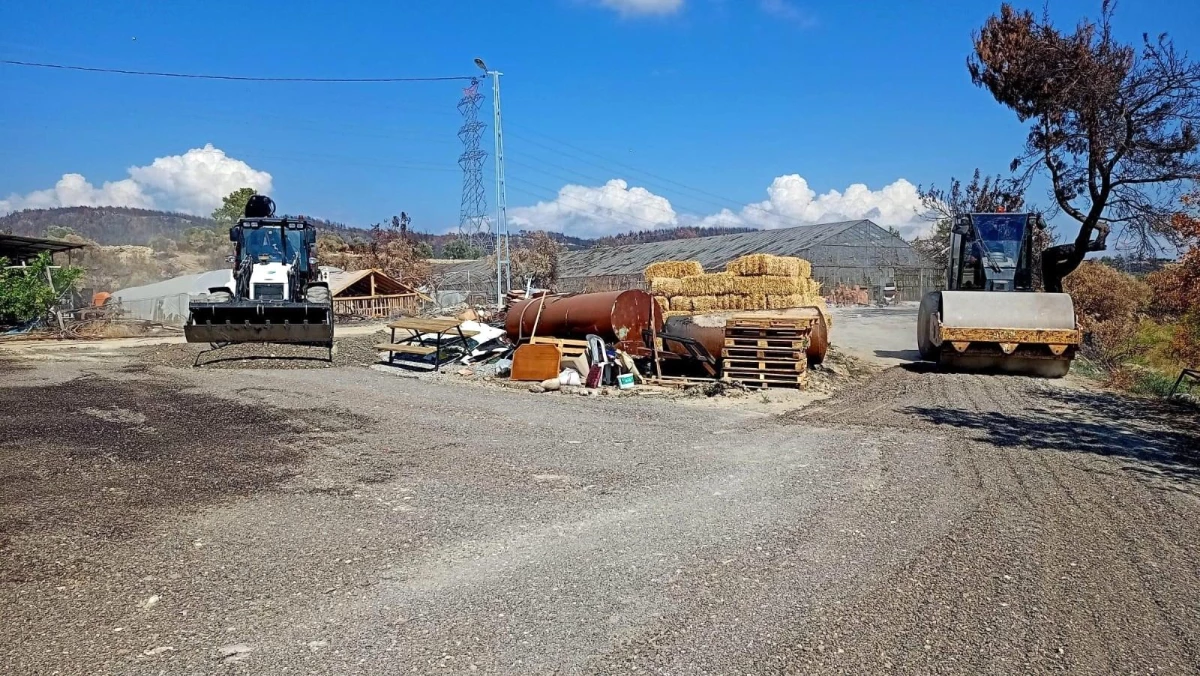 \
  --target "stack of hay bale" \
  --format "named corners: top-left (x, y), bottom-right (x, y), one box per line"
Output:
top-left (645, 254), bottom-right (825, 315)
